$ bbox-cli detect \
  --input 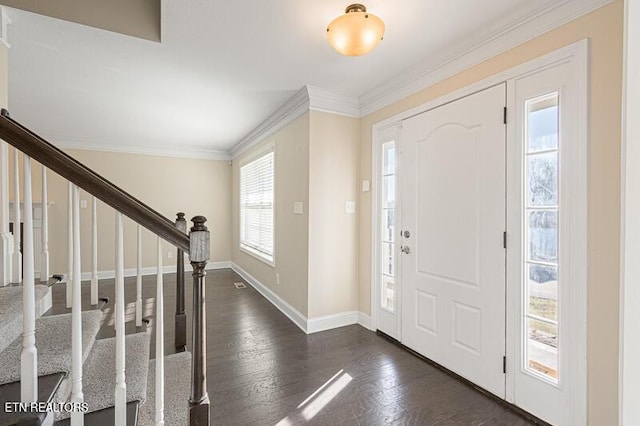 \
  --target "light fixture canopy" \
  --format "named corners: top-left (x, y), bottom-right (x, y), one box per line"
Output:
top-left (326, 3), bottom-right (385, 56)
